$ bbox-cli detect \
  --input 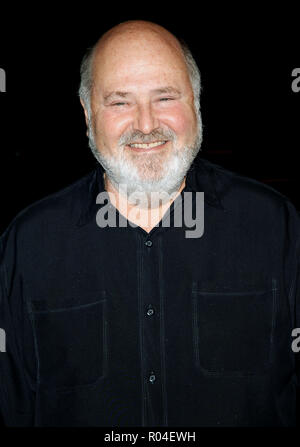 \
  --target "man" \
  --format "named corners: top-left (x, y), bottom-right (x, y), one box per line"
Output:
top-left (0, 20), bottom-right (299, 427)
